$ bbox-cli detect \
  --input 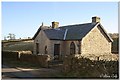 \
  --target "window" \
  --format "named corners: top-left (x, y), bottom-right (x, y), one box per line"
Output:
top-left (70, 42), bottom-right (75, 55)
top-left (45, 46), bottom-right (48, 54)
top-left (36, 43), bottom-right (39, 54)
